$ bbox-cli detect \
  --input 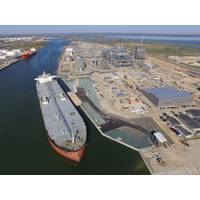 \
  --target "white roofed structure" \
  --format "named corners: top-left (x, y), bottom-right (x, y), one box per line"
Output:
top-left (153, 132), bottom-right (167, 144)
